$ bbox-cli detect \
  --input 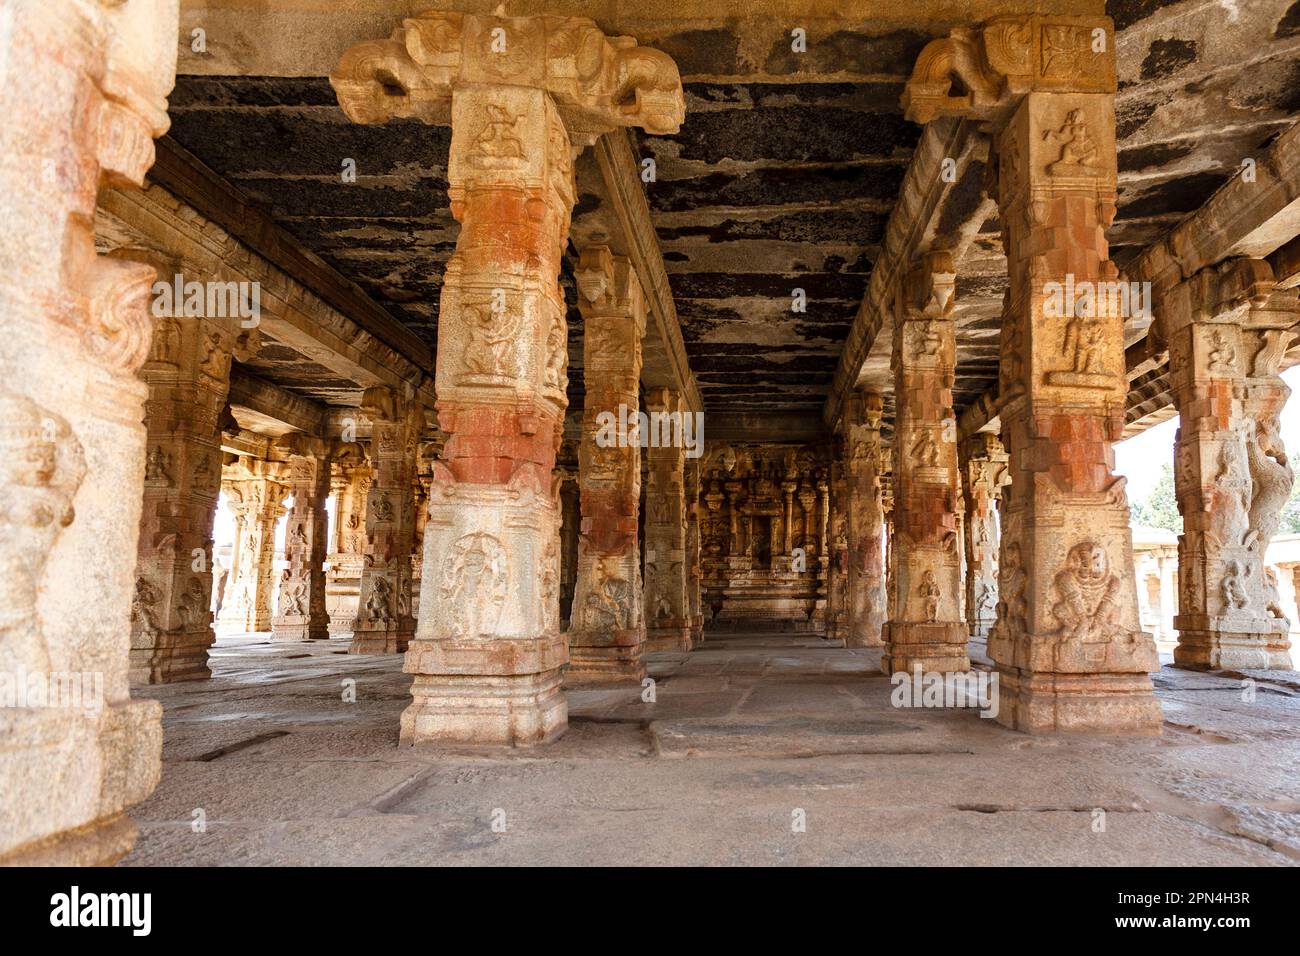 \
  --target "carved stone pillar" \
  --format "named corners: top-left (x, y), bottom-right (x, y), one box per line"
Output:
top-left (567, 246), bottom-right (646, 682)
top-left (326, 450), bottom-right (370, 636)
top-left (131, 294), bottom-right (257, 682)
top-left (1162, 259), bottom-right (1299, 669)
top-left (906, 14), bottom-right (1161, 731)
top-left (827, 451), bottom-right (851, 643)
top-left (960, 432), bottom-right (1008, 646)
top-left (686, 460), bottom-right (705, 645)
top-left (644, 388), bottom-right (693, 651)
top-left (271, 437), bottom-right (332, 642)
top-left (331, 11), bottom-right (683, 744)
top-left (884, 258), bottom-right (967, 673)
top-left (218, 459), bottom-right (289, 633)
top-left (843, 394), bottom-right (886, 647)
top-left (0, 0), bottom-right (177, 864)
top-left (350, 386), bottom-right (422, 654)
